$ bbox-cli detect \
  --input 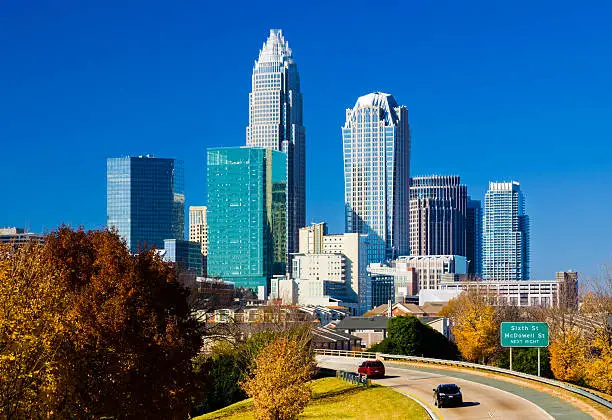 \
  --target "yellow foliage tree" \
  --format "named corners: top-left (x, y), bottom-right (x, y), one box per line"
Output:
top-left (445, 292), bottom-right (499, 364)
top-left (241, 335), bottom-right (316, 420)
top-left (0, 242), bottom-right (68, 417)
top-left (549, 329), bottom-right (587, 383)
top-left (584, 335), bottom-right (612, 394)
